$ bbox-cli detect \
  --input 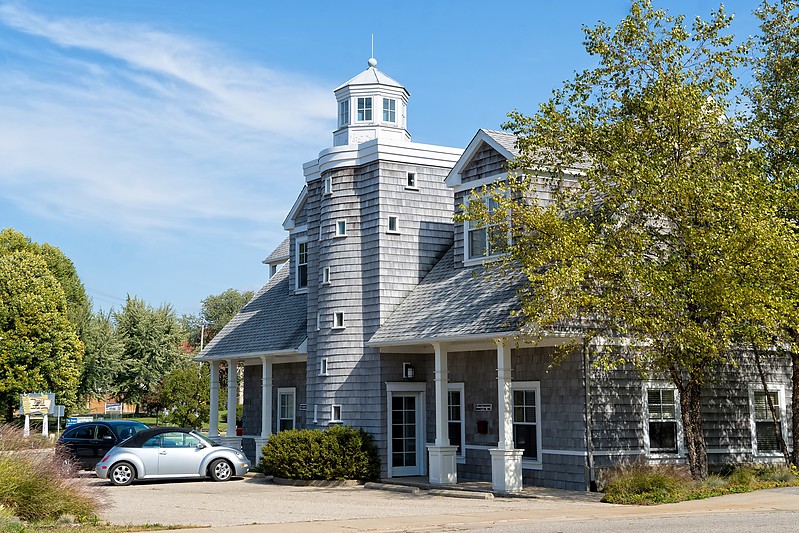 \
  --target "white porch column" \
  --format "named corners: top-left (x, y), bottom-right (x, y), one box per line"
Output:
top-left (490, 341), bottom-right (523, 493)
top-left (226, 359), bottom-right (237, 437)
top-left (254, 357), bottom-right (273, 454)
top-left (209, 360), bottom-right (219, 437)
top-left (427, 342), bottom-right (458, 485)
